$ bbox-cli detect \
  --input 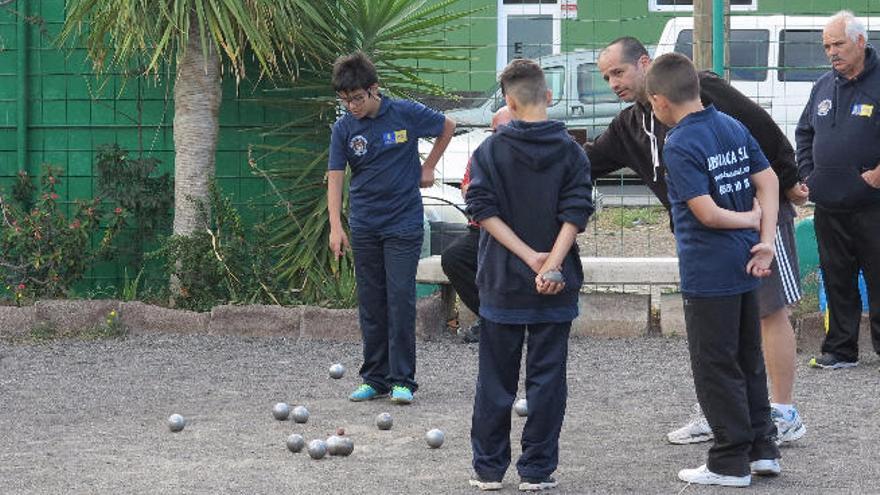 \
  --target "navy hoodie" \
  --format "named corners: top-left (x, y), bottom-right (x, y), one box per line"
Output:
top-left (466, 120), bottom-right (594, 324)
top-left (796, 45), bottom-right (880, 210)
